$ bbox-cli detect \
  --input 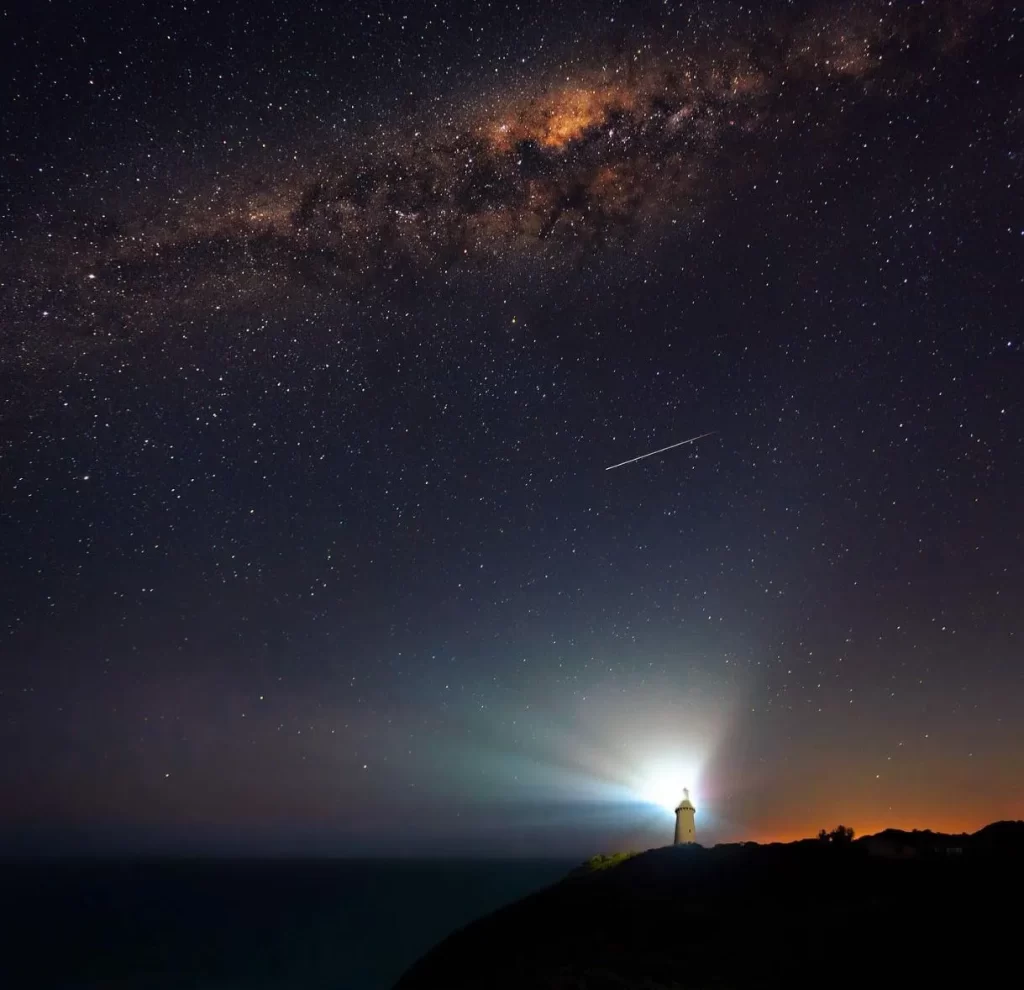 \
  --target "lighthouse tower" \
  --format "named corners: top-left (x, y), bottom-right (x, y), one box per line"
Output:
top-left (674, 788), bottom-right (696, 845)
